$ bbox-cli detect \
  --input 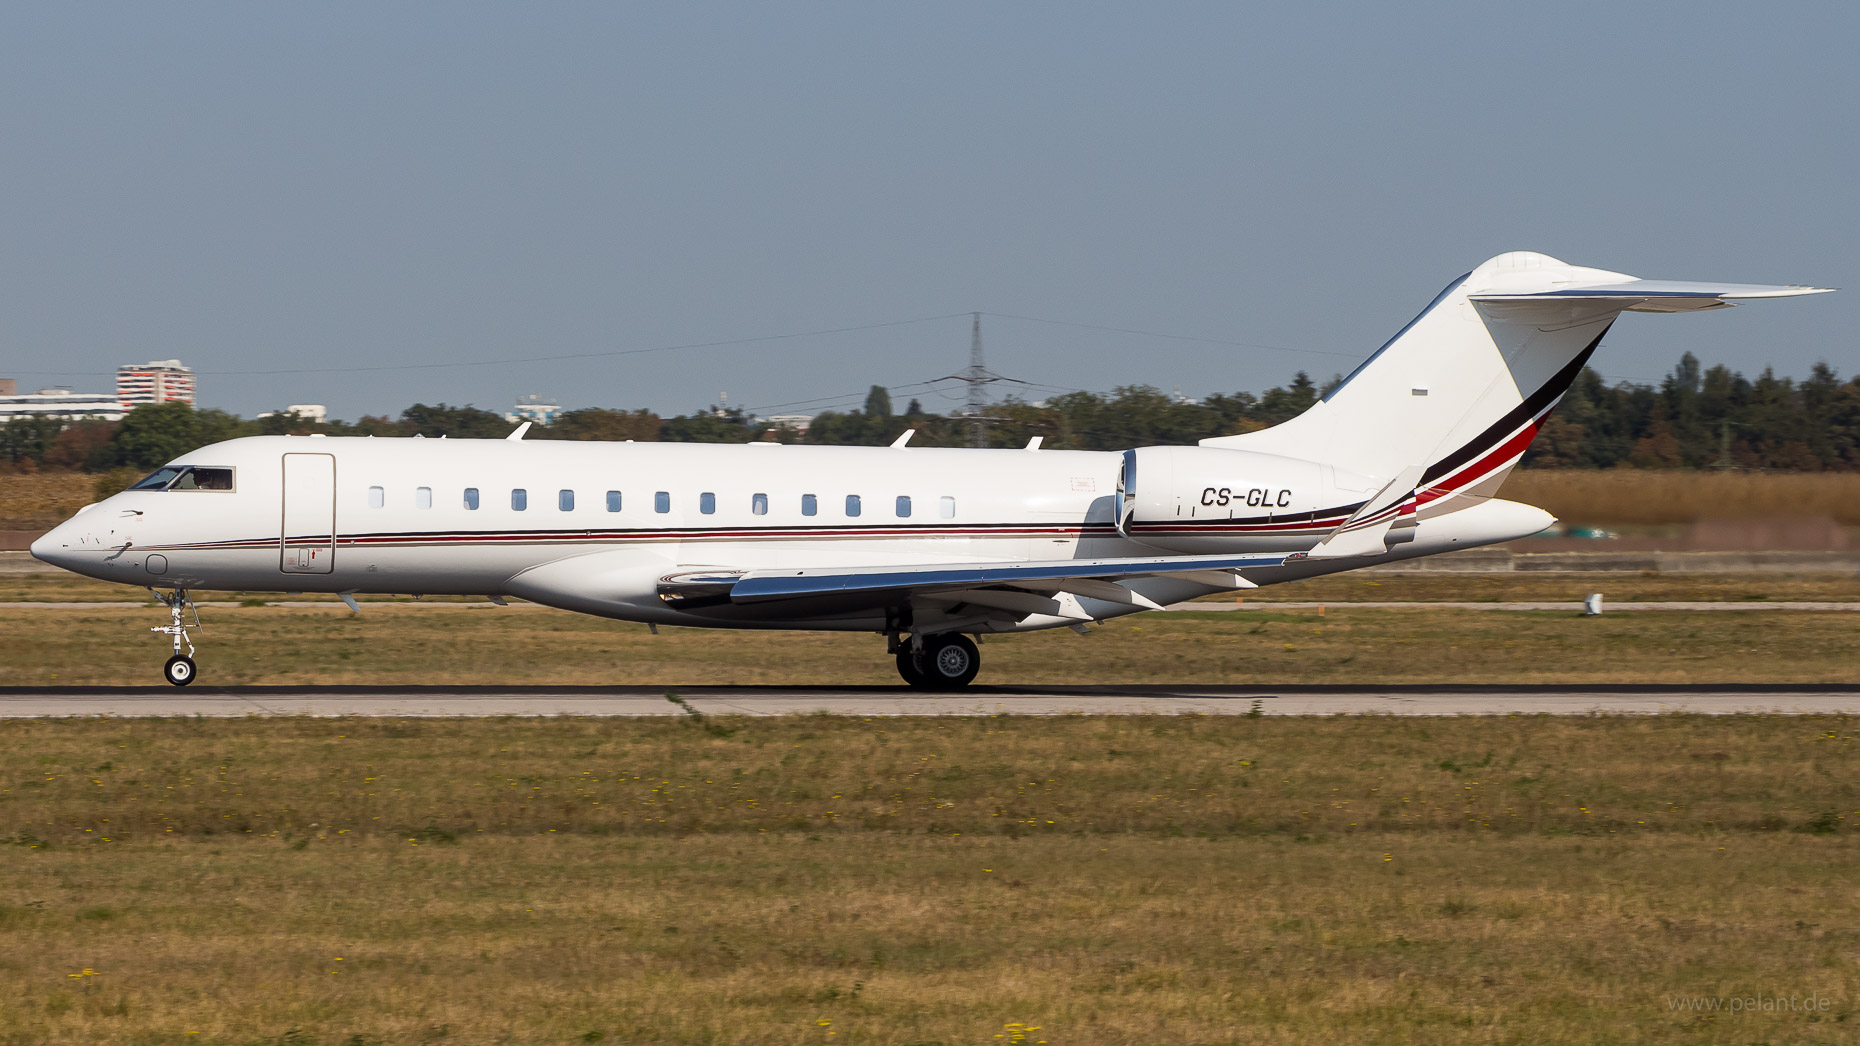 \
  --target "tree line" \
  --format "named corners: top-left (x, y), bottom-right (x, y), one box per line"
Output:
top-left (4, 352), bottom-right (1858, 476)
